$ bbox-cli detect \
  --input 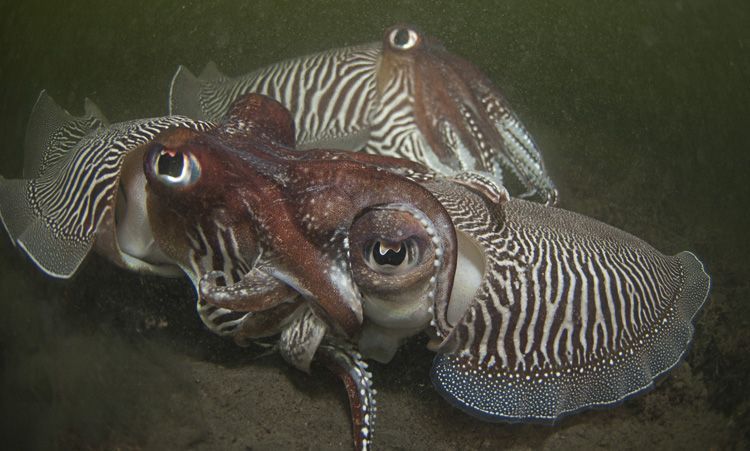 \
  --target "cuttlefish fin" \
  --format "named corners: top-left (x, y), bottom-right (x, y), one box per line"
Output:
top-left (83, 97), bottom-right (108, 124)
top-left (169, 65), bottom-right (204, 119)
top-left (1, 92), bottom-right (109, 278)
top-left (0, 177), bottom-right (93, 278)
top-left (2, 93), bottom-right (214, 279)
top-left (23, 90), bottom-right (107, 178)
top-left (430, 252), bottom-right (710, 423)
top-left (169, 61), bottom-right (229, 120)
top-left (199, 61), bottom-right (229, 82)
